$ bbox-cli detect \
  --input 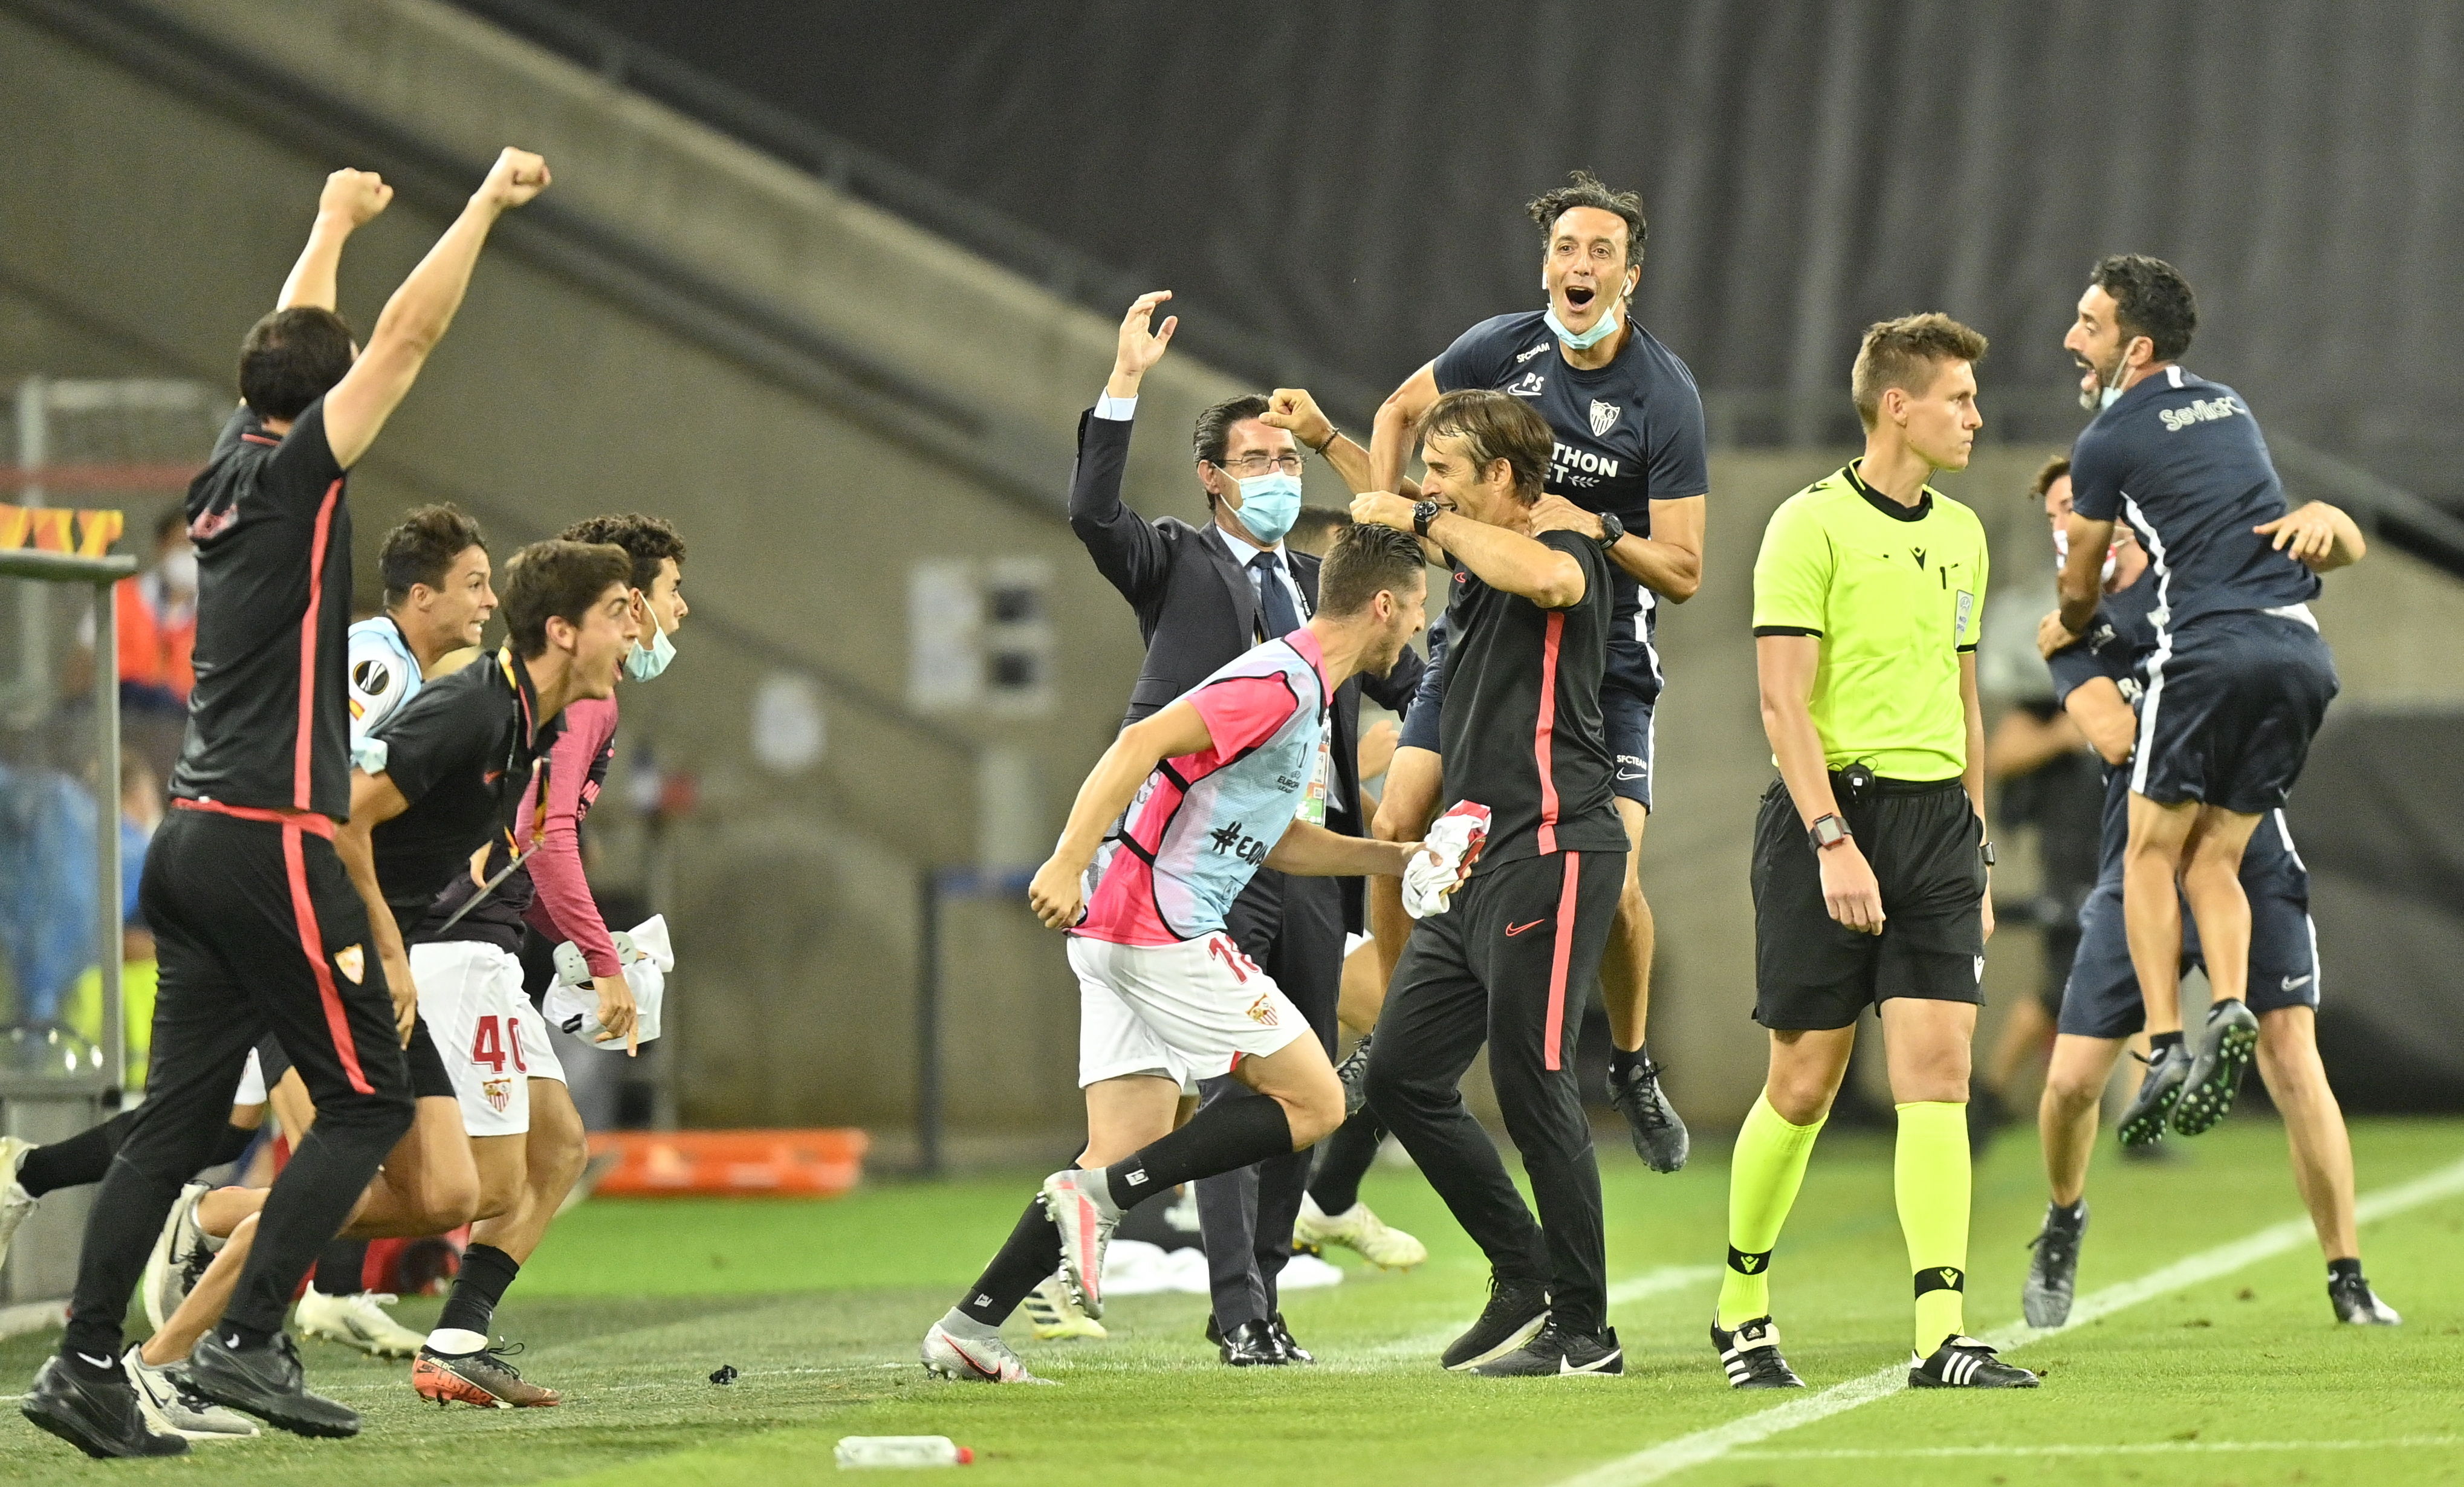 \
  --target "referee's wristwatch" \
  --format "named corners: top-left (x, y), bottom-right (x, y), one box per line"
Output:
top-left (1412, 499), bottom-right (1442, 537)
top-left (1593, 511), bottom-right (1627, 551)
top-left (1807, 813), bottom-right (1852, 853)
